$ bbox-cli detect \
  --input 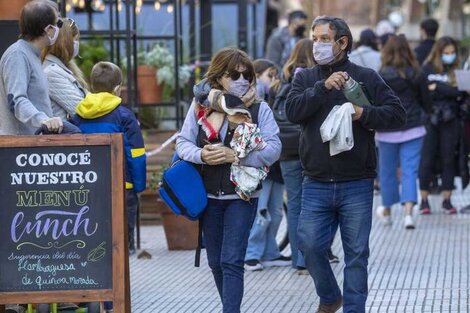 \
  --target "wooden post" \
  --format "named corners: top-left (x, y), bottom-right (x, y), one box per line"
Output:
top-left (0, 304), bottom-right (5, 313)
